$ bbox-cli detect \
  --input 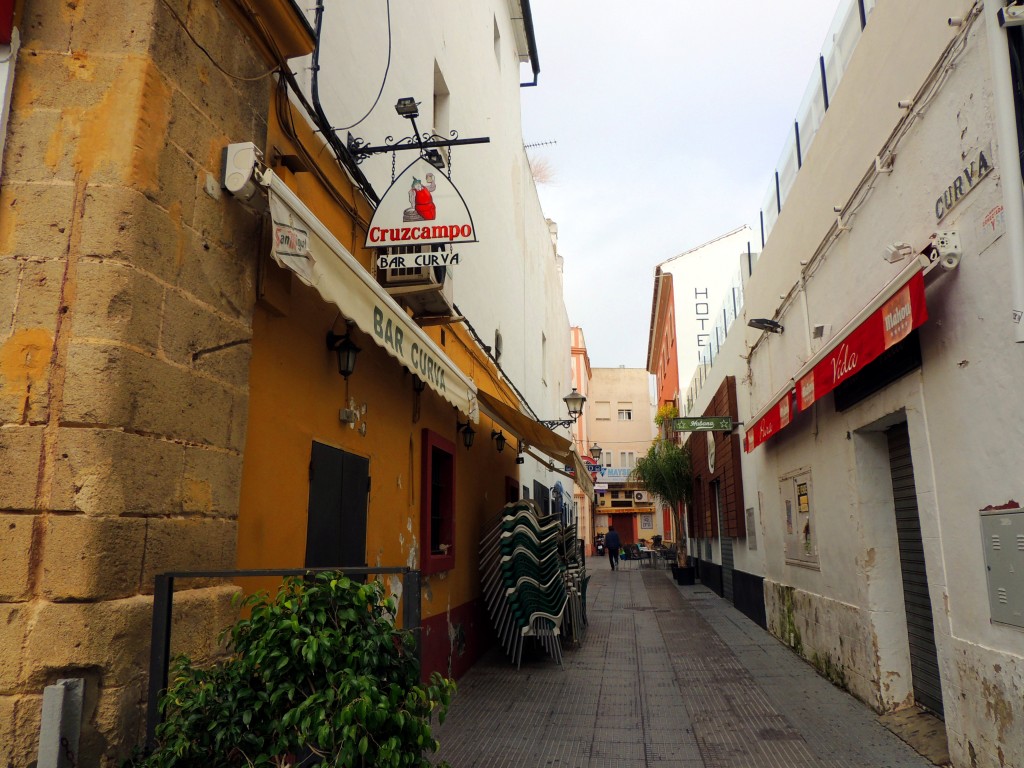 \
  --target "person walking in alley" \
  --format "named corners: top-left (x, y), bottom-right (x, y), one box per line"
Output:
top-left (604, 525), bottom-right (621, 571)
